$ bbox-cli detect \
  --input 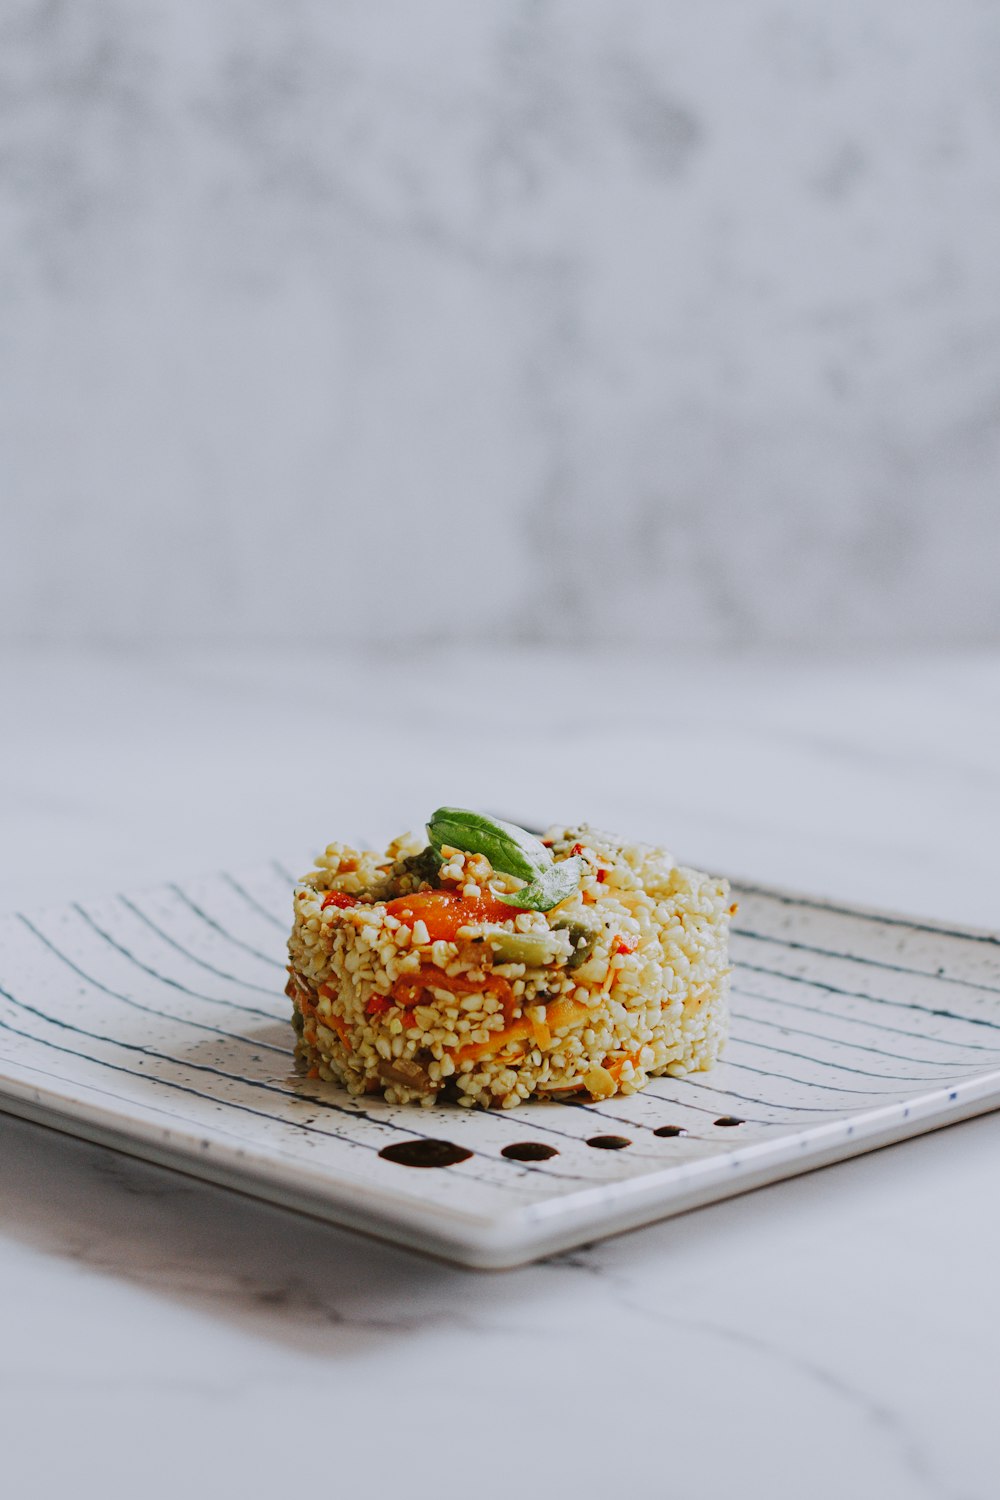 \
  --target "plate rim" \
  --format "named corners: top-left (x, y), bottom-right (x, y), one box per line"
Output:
top-left (2, 863), bottom-right (999, 1268)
